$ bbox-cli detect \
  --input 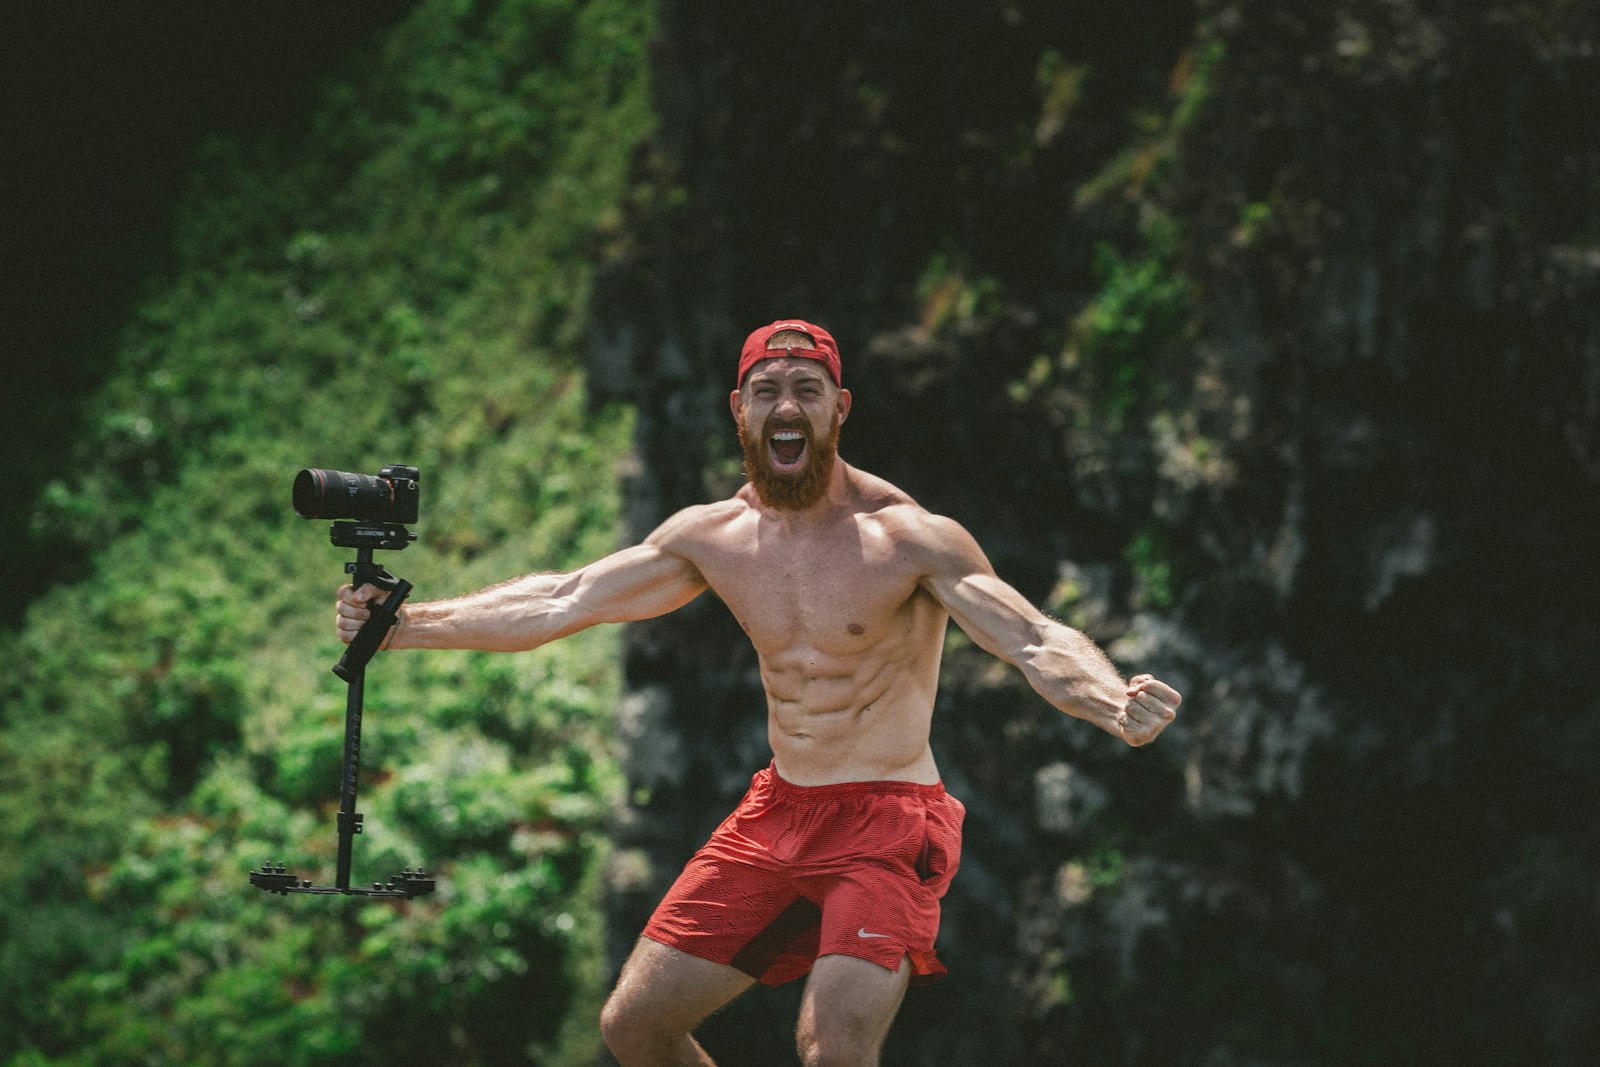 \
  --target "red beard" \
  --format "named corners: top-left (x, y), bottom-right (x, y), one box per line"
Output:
top-left (737, 409), bottom-right (840, 511)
